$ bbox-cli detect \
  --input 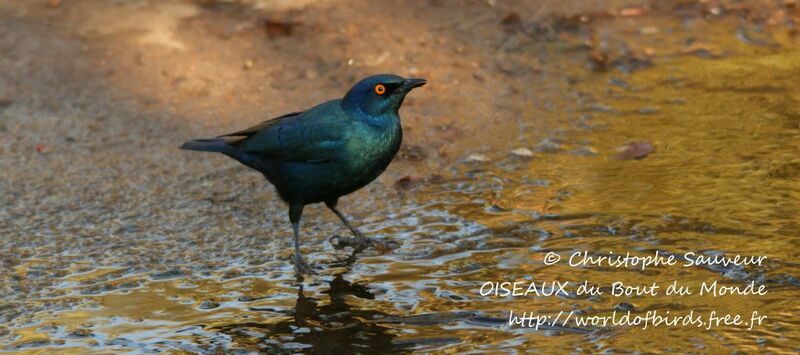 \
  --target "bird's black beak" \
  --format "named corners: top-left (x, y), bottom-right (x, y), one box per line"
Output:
top-left (397, 78), bottom-right (427, 92)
